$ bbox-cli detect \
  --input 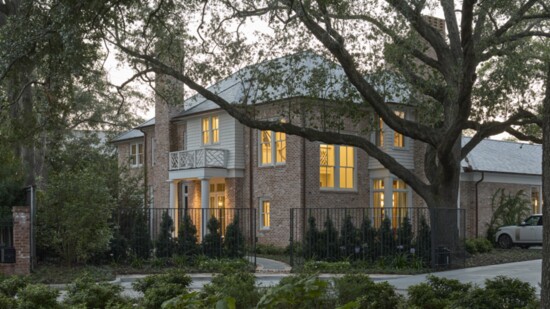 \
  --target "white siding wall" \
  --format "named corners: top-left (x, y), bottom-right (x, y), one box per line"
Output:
top-left (185, 111), bottom-right (245, 169)
top-left (368, 115), bottom-right (415, 170)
